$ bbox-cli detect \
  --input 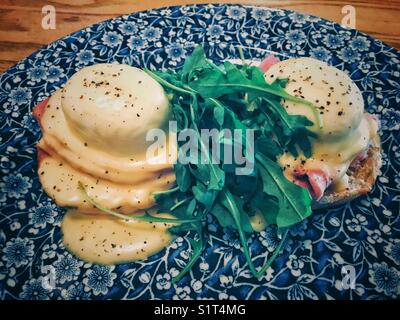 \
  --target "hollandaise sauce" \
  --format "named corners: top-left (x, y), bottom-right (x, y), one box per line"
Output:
top-left (62, 209), bottom-right (174, 264)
